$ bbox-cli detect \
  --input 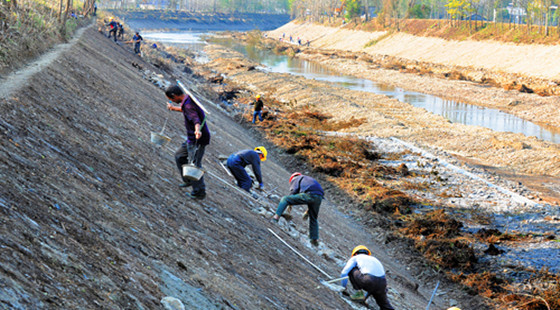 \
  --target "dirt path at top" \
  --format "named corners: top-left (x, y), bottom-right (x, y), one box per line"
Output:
top-left (0, 25), bottom-right (92, 100)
